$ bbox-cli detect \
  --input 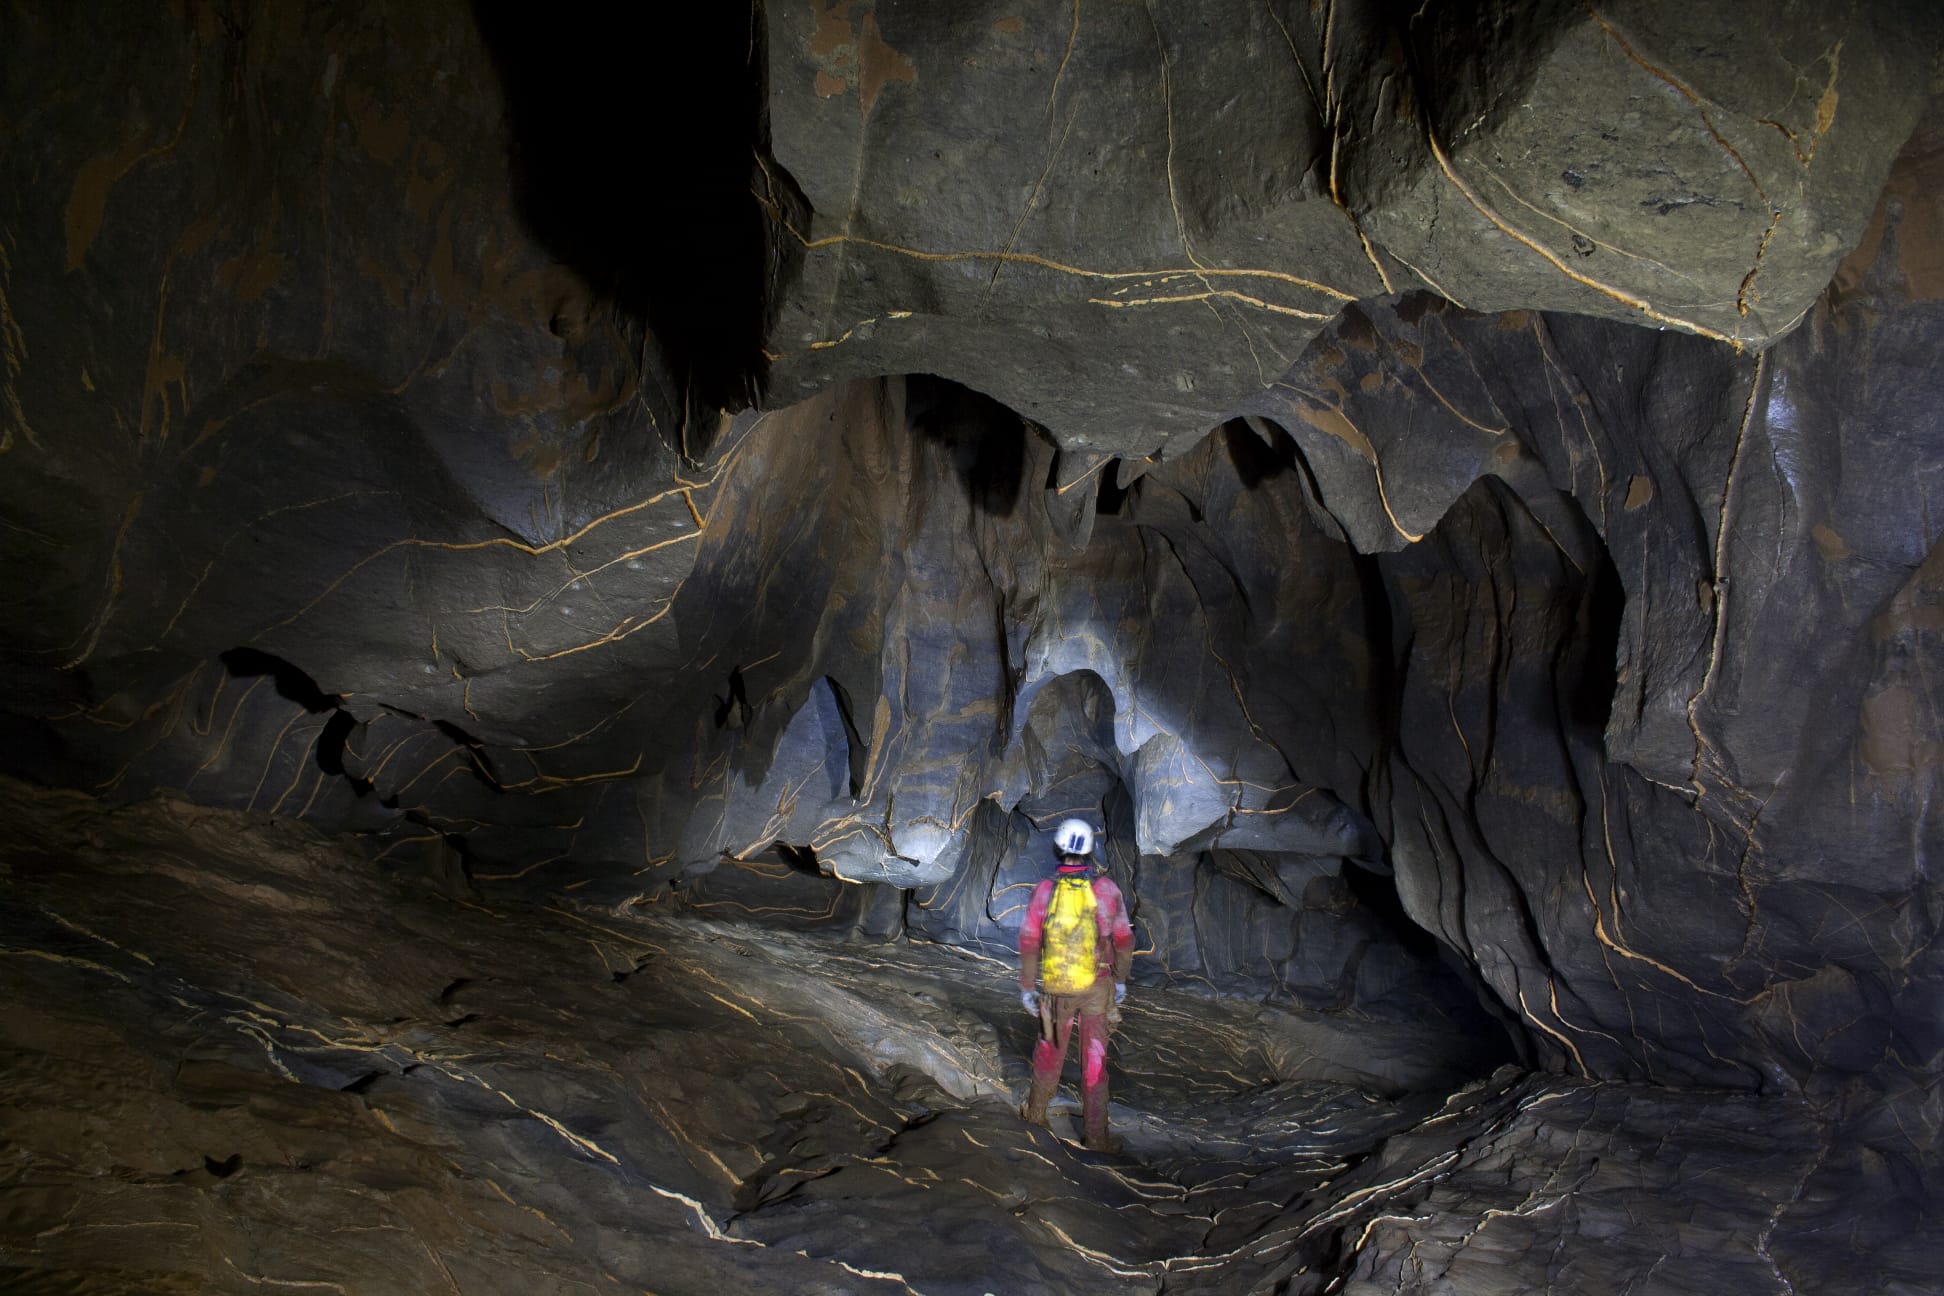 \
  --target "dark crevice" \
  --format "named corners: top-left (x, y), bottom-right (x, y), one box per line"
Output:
top-left (1096, 461), bottom-right (1133, 516)
top-left (1569, 548), bottom-right (1626, 732)
top-left (361, 703), bottom-right (505, 795)
top-left (434, 718), bottom-right (505, 791)
top-left (314, 709), bottom-right (356, 777)
top-left (433, 717), bottom-right (485, 749)
top-left (219, 647), bottom-right (335, 713)
top-left (715, 666), bottom-right (752, 729)
top-left (222, 648), bottom-right (382, 798)
top-left (824, 676), bottom-right (867, 799)
top-left (775, 842), bottom-right (823, 878)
